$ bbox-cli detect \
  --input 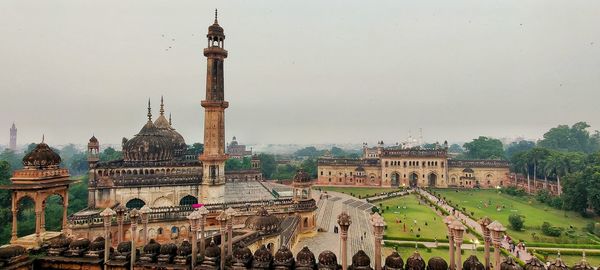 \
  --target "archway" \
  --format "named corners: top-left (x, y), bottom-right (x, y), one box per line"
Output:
top-left (390, 172), bottom-right (400, 187)
top-left (179, 195), bottom-right (198, 206)
top-left (126, 198), bottom-right (145, 209)
top-left (409, 173), bottom-right (419, 188)
top-left (43, 194), bottom-right (65, 232)
top-left (153, 197), bottom-right (173, 207)
top-left (427, 173), bottom-right (437, 187)
top-left (16, 196), bottom-right (35, 237)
